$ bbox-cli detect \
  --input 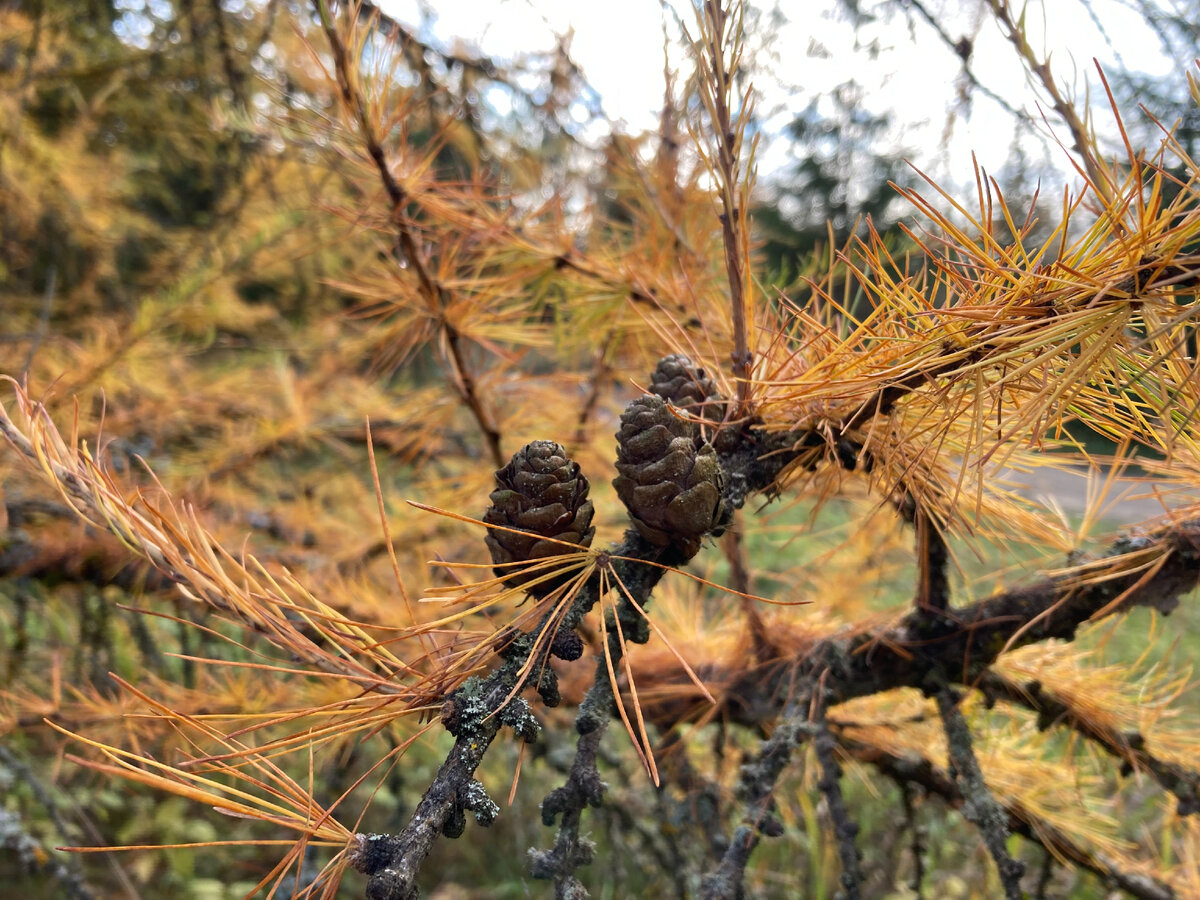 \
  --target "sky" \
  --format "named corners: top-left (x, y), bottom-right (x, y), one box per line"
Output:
top-left (376, 0), bottom-right (1184, 194)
